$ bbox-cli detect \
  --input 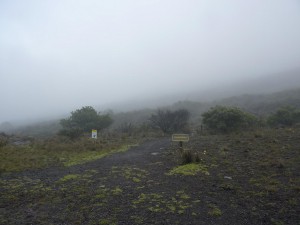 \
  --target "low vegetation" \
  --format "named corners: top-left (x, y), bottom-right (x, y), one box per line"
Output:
top-left (267, 106), bottom-right (300, 127)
